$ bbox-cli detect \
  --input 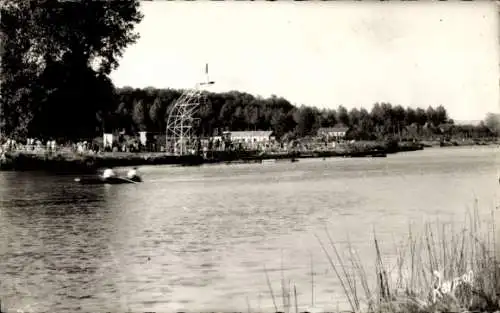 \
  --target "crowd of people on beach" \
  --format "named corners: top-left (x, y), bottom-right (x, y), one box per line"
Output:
top-left (0, 134), bottom-right (344, 158)
top-left (0, 138), bottom-right (106, 157)
top-left (0, 138), bottom-right (58, 154)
